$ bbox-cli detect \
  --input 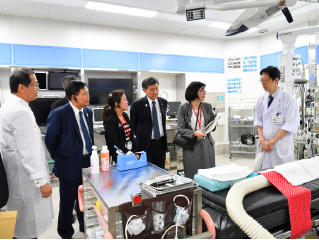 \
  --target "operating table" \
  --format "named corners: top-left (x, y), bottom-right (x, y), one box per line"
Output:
top-left (202, 177), bottom-right (319, 238)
